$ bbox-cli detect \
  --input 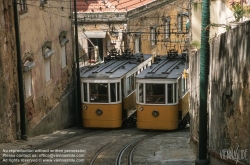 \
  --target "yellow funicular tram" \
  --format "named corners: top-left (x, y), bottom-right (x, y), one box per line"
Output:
top-left (80, 49), bottom-right (152, 128)
top-left (136, 53), bottom-right (189, 130)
